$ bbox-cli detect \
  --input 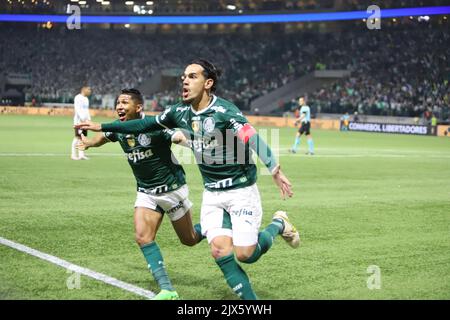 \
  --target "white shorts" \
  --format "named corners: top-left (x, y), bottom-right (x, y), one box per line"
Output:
top-left (201, 183), bottom-right (262, 247)
top-left (134, 184), bottom-right (193, 222)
